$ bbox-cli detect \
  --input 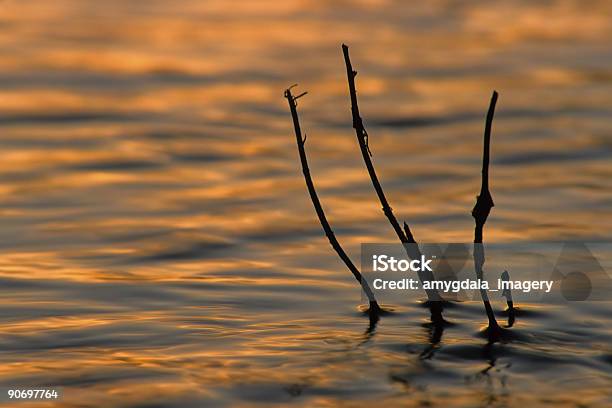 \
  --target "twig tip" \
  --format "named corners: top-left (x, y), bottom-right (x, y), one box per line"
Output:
top-left (284, 84), bottom-right (299, 97)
